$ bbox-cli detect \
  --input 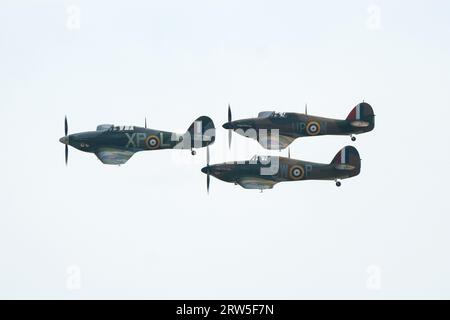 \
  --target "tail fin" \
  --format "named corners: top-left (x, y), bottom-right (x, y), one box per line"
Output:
top-left (186, 116), bottom-right (216, 149)
top-left (346, 102), bottom-right (375, 131)
top-left (330, 146), bottom-right (361, 175)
